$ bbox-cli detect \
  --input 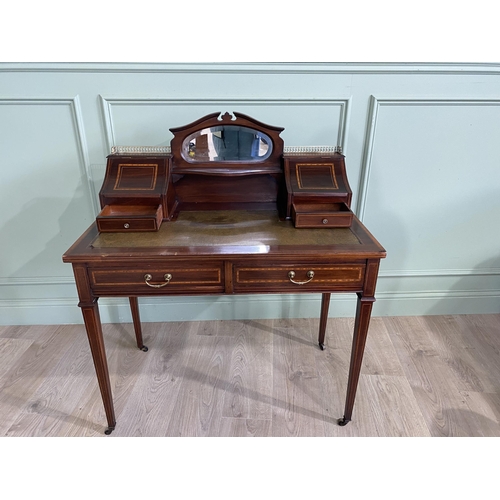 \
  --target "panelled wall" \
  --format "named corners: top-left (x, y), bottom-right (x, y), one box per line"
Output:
top-left (1, 63), bottom-right (499, 325)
